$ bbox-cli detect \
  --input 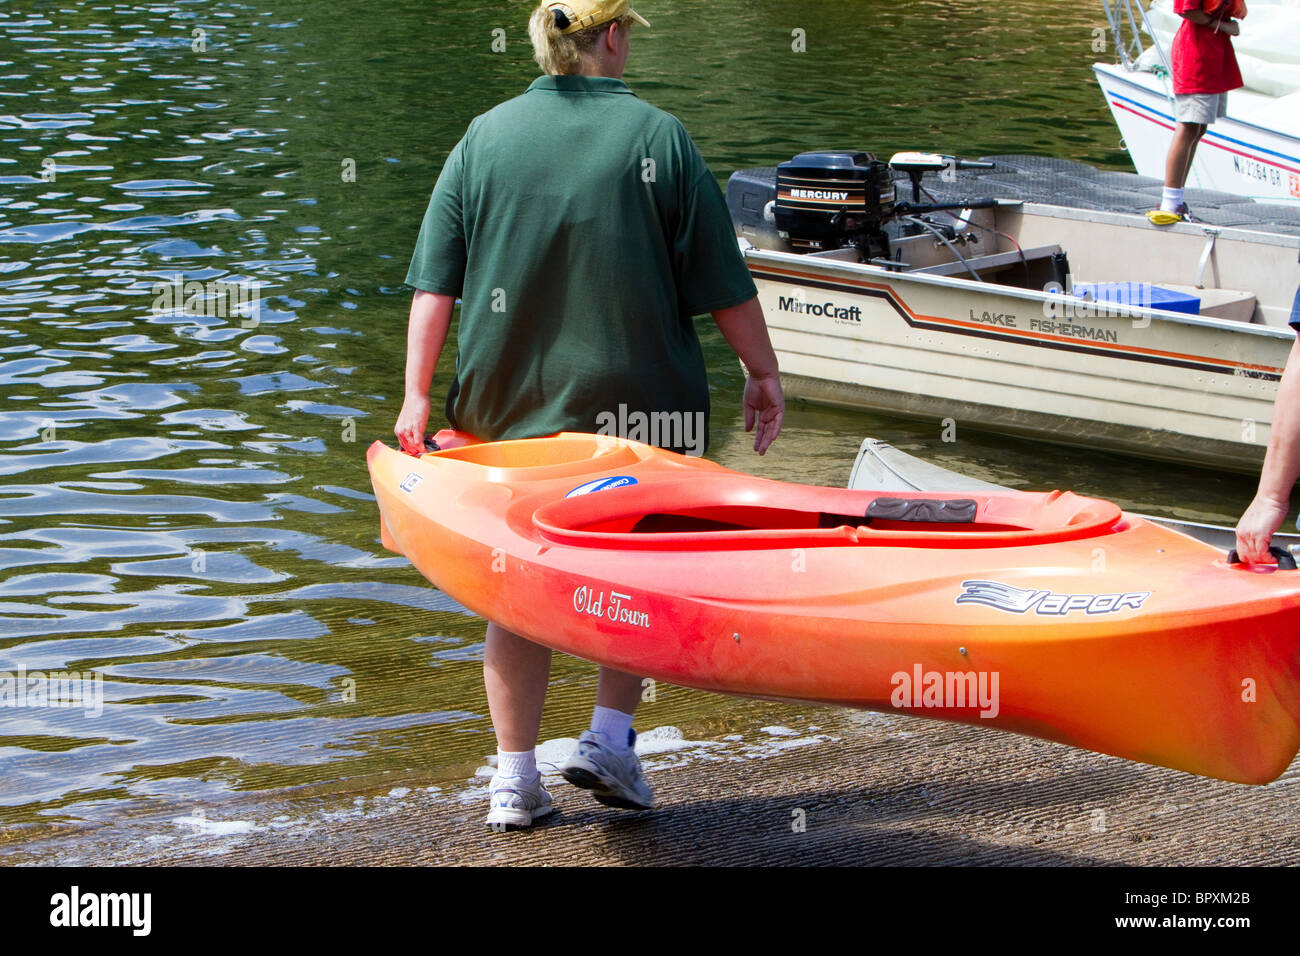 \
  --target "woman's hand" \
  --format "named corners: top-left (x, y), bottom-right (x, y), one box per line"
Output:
top-left (395, 391), bottom-right (432, 456)
top-left (396, 290), bottom-right (455, 455)
top-left (712, 297), bottom-right (785, 455)
top-left (743, 372), bottom-right (784, 455)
